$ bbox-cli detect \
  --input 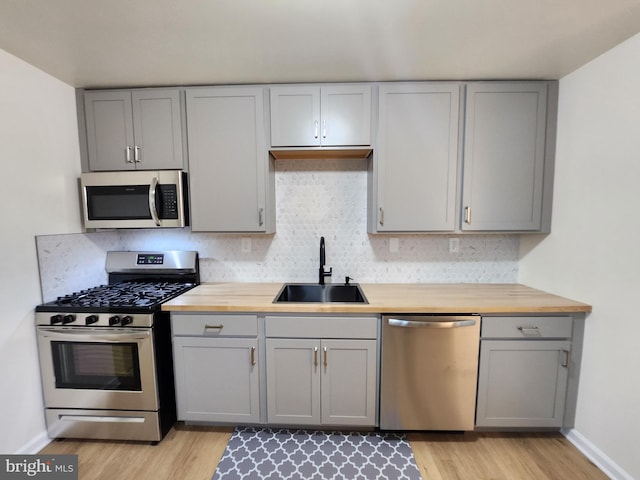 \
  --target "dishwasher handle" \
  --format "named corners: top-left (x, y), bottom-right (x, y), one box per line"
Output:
top-left (387, 318), bottom-right (476, 328)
